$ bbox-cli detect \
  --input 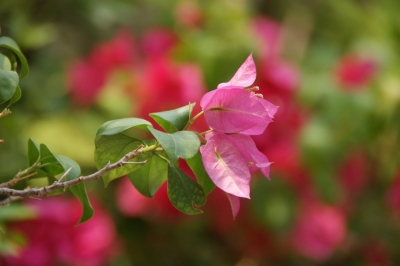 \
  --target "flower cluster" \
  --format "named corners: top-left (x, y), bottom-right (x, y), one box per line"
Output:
top-left (199, 54), bottom-right (278, 217)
